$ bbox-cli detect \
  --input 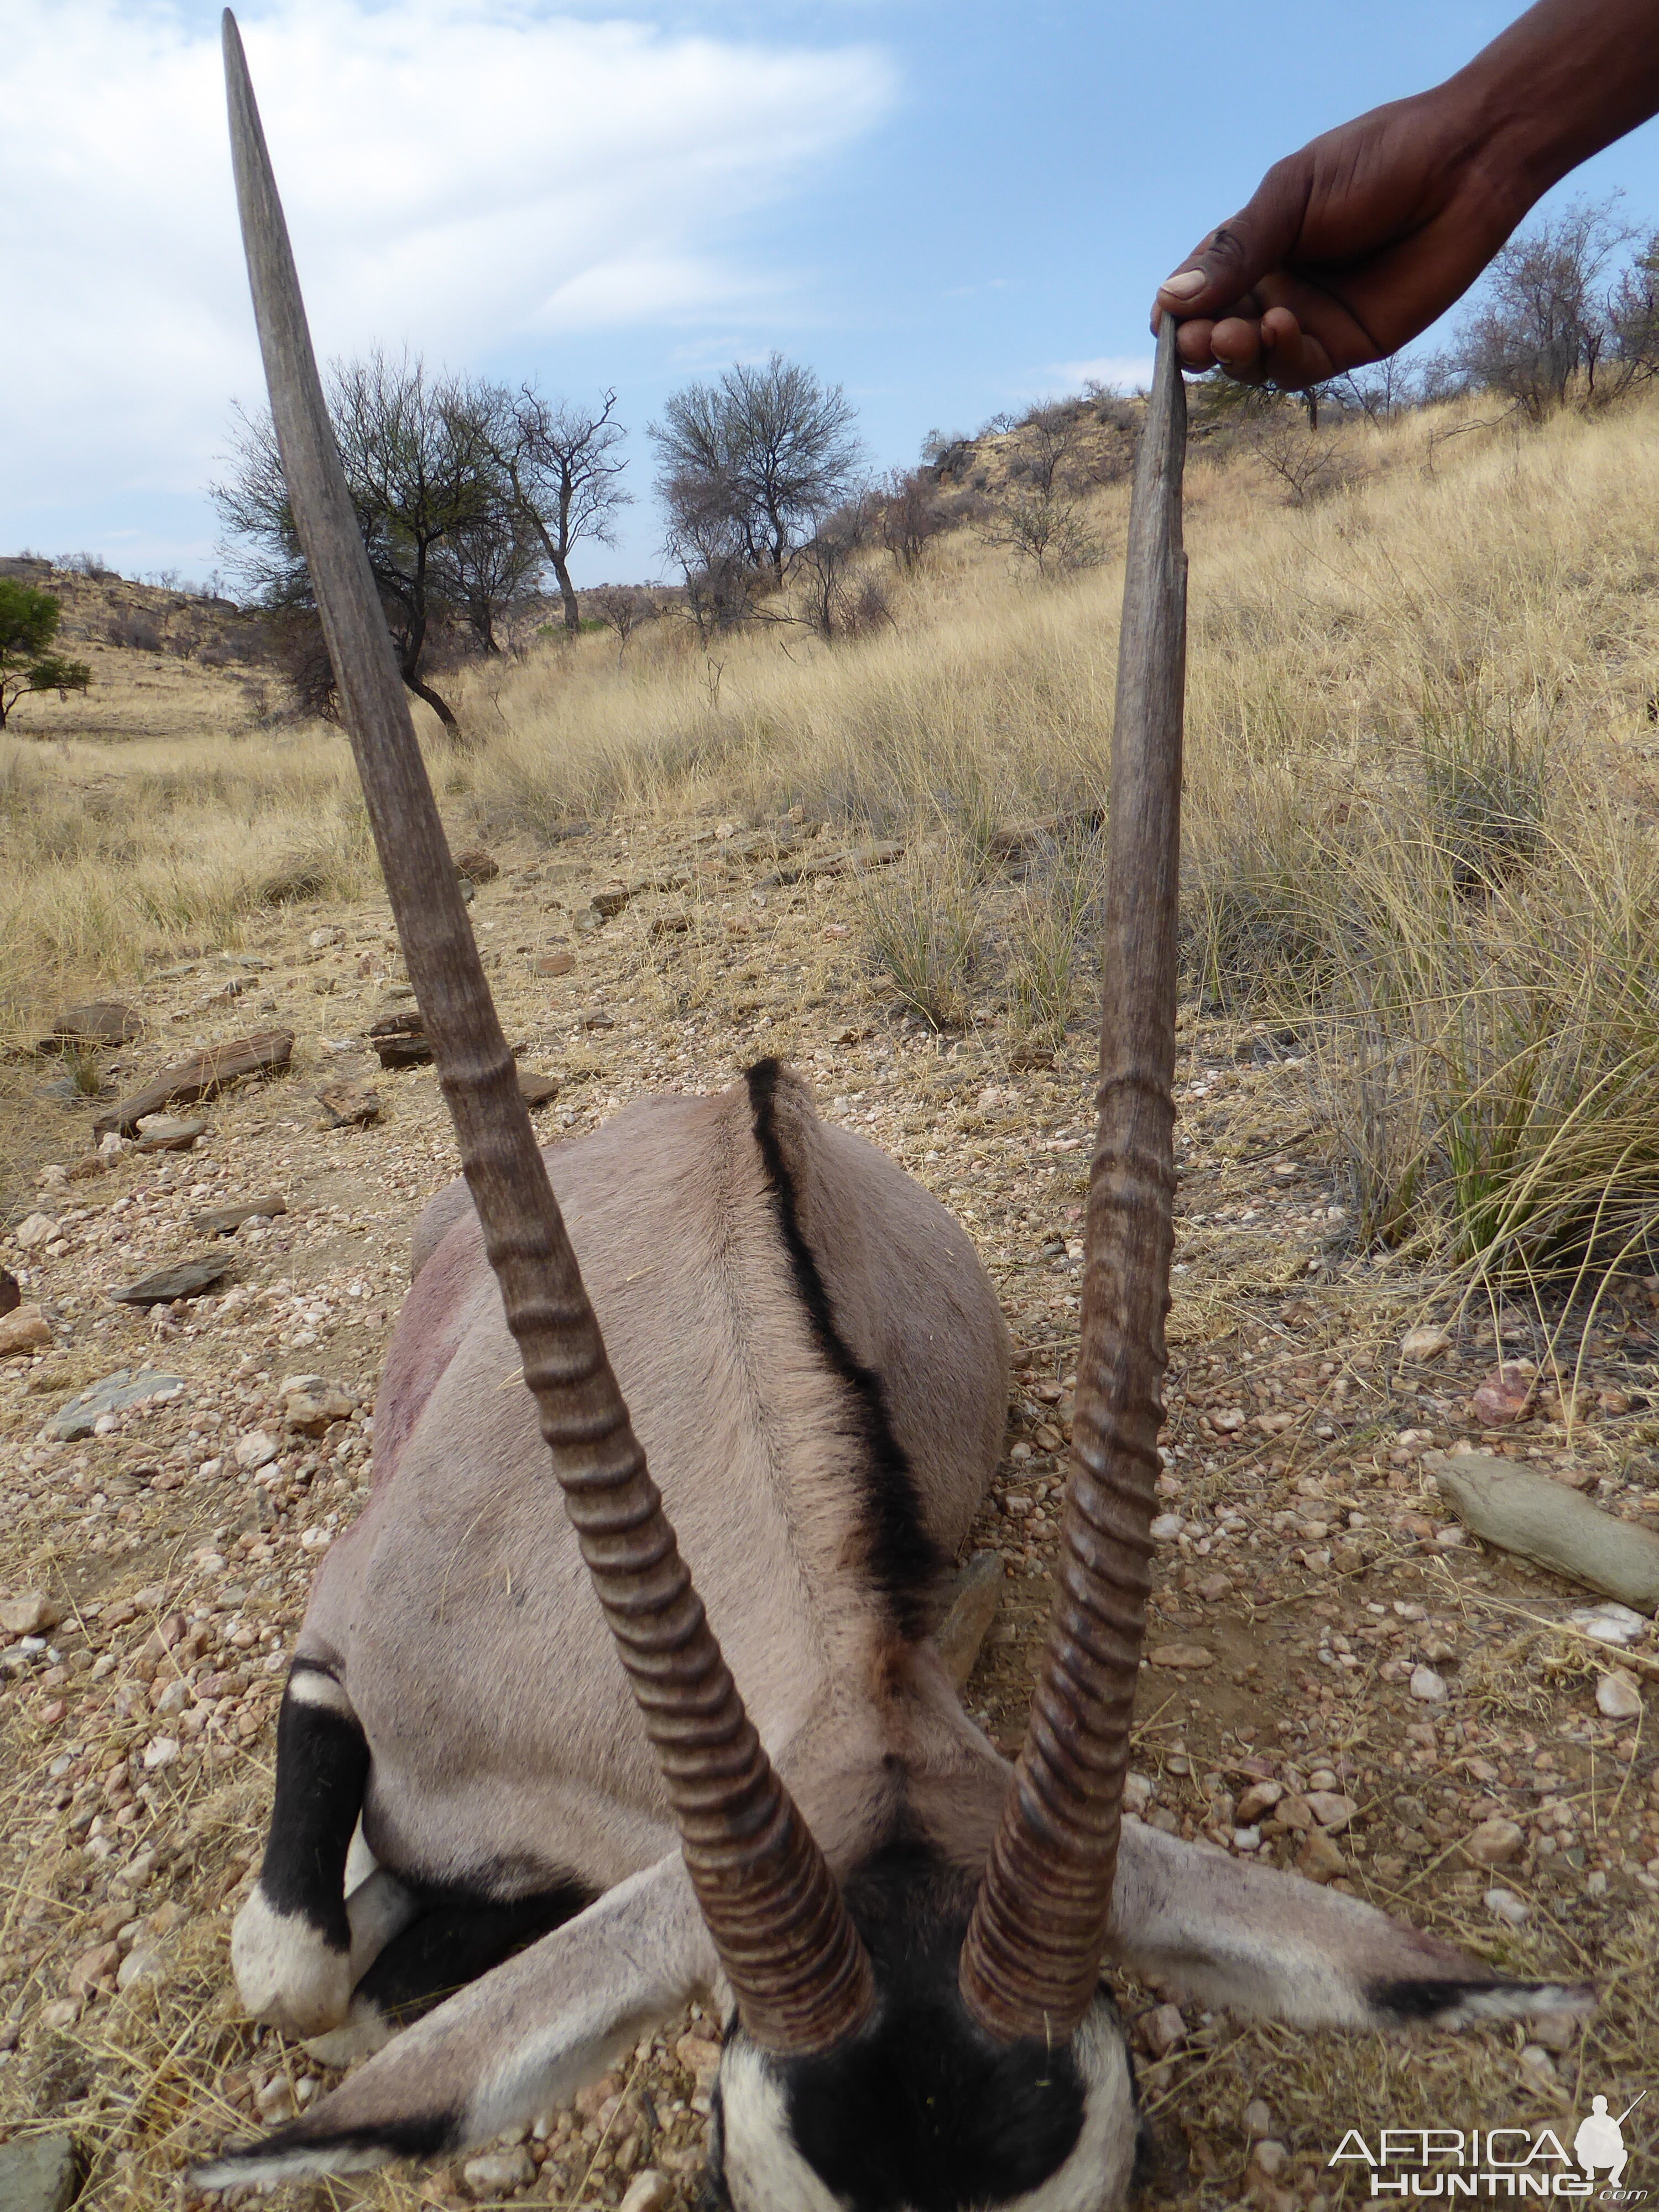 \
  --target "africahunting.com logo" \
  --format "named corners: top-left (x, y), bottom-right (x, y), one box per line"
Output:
top-left (1331, 2095), bottom-right (1647, 2199)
